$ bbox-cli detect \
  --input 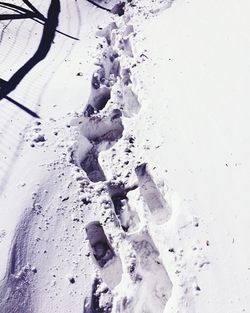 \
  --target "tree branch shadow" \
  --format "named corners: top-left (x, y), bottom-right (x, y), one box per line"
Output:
top-left (0, 1), bottom-right (78, 39)
top-left (0, 0), bottom-right (70, 118)
top-left (5, 96), bottom-right (40, 118)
